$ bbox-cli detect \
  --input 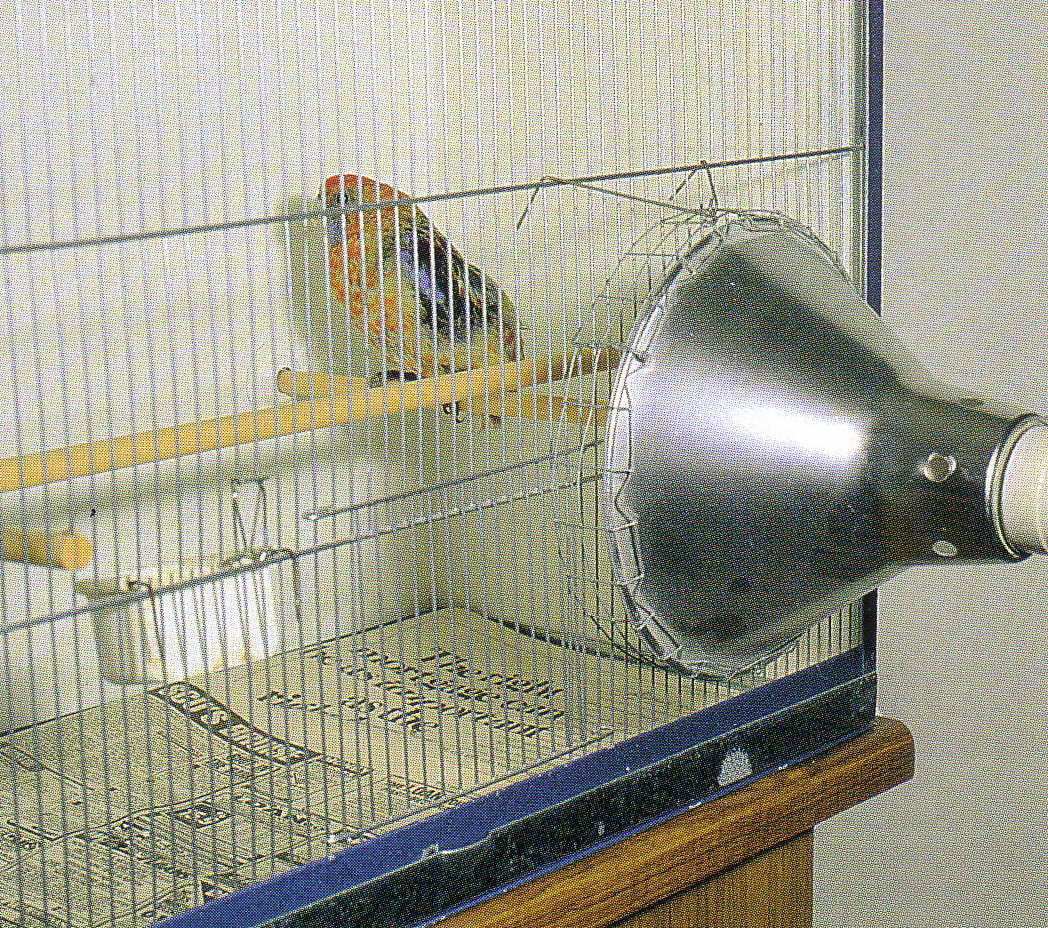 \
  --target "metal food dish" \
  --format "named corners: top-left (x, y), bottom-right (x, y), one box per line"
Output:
top-left (604, 214), bottom-right (1020, 679)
